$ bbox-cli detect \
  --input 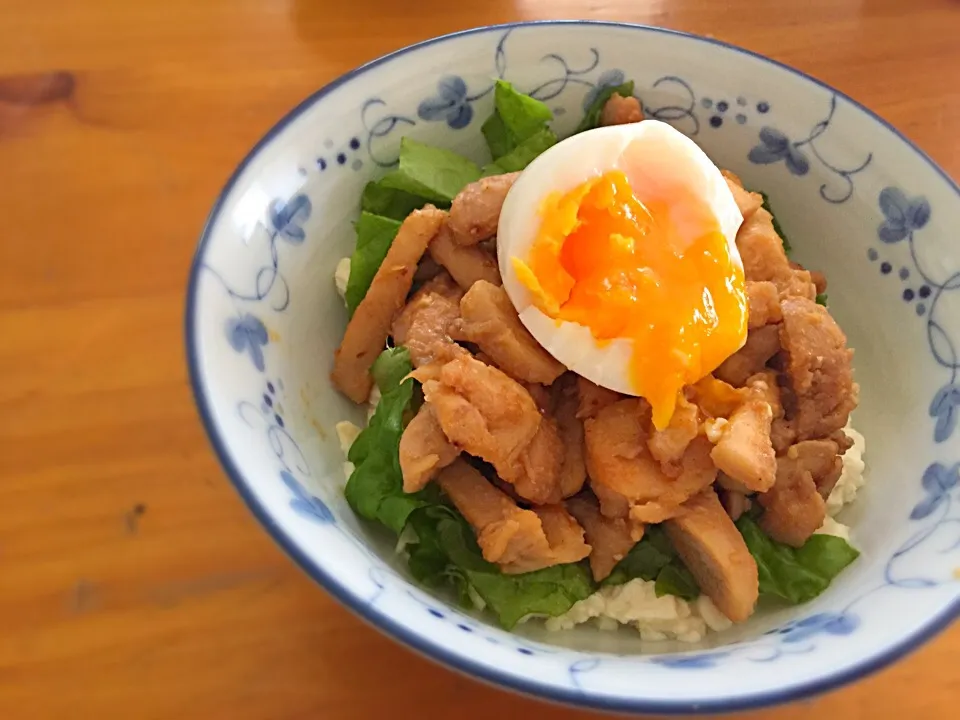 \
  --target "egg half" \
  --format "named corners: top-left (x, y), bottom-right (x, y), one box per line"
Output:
top-left (498, 120), bottom-right (747, 429)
